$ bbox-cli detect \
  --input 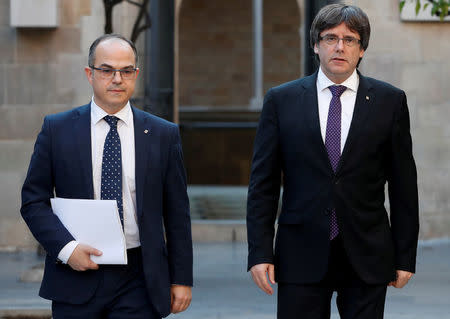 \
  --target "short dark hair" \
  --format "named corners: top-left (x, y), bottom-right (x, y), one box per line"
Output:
top-left (88, 33), bottom-right (138, 67)
top-left (310, 4), bottom-right (370, 65)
